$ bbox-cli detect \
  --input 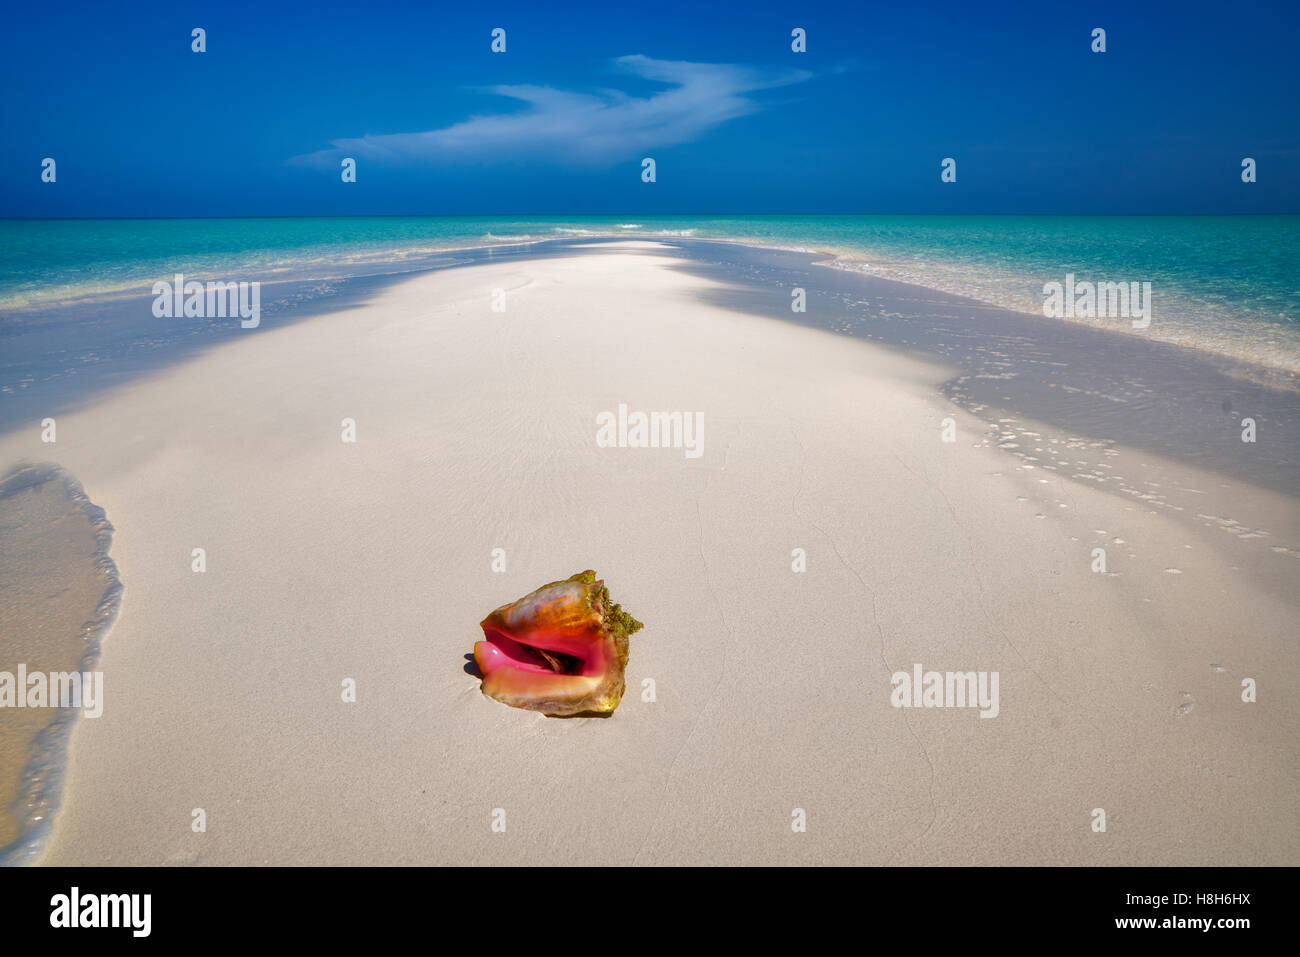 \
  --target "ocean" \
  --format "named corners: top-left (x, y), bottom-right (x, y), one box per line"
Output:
top-left (1, 215), bottom-right (1297, 374)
